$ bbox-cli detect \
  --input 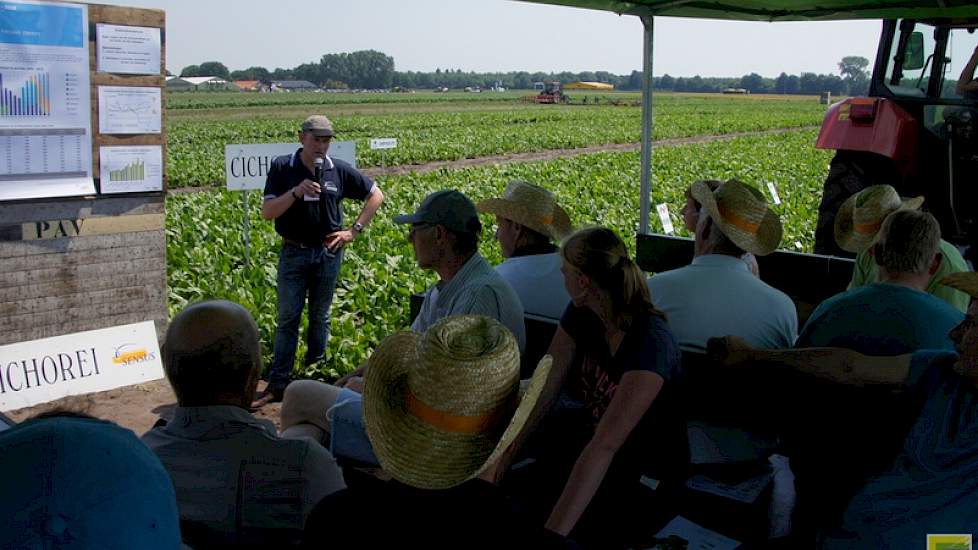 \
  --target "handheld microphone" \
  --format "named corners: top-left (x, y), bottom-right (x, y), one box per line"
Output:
top-left (314, 158), bottom-right (323, 185)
